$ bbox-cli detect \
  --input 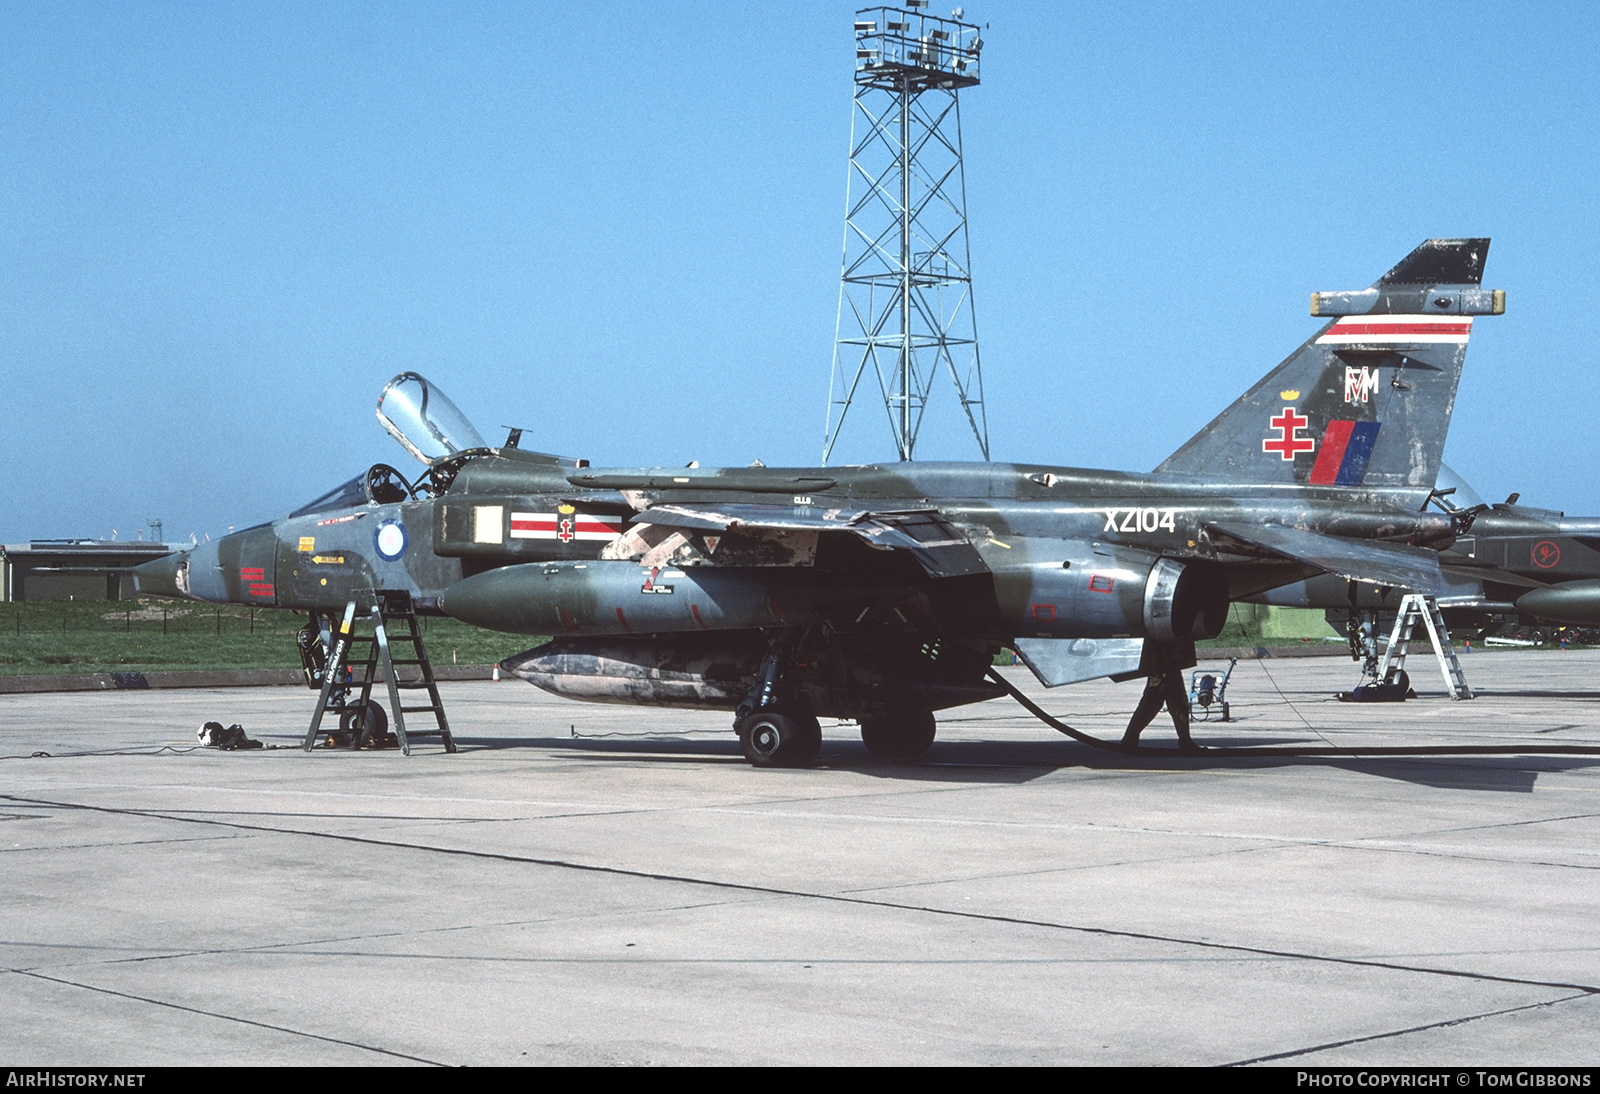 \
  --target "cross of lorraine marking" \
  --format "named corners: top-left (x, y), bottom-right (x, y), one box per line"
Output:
top-left (1263, 406), bottom-right (1315, 460)
top-left (557, 518), bottom-right (575, 543)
